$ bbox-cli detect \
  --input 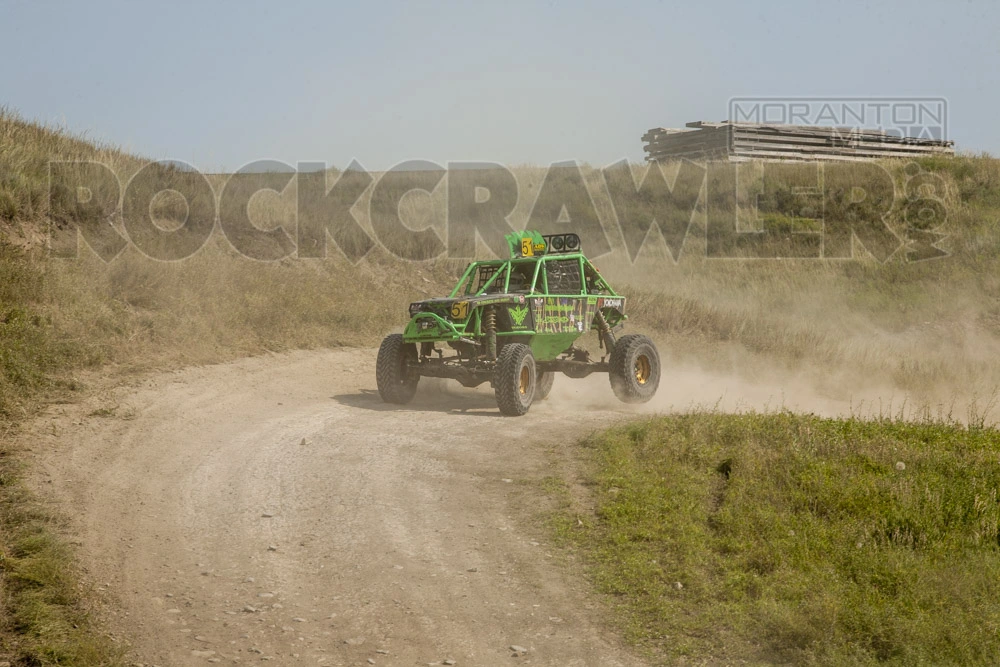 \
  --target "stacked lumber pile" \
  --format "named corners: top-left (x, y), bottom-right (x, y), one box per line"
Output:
top-left (643, 121), bottom-right (955, 162)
